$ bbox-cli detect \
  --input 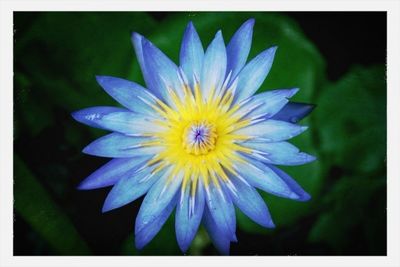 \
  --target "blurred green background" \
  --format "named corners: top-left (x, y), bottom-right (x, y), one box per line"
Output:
top-left (13, 12), bottom-right (386, 255)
